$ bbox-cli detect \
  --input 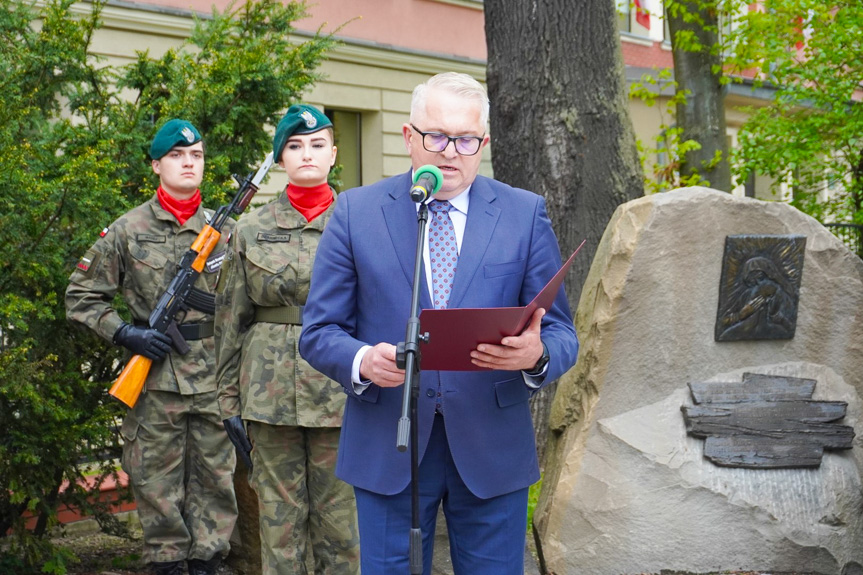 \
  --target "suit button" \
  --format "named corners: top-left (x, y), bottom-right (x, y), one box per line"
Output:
top-left (426, 388), bottom-right (435, 398)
